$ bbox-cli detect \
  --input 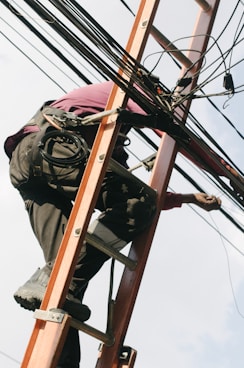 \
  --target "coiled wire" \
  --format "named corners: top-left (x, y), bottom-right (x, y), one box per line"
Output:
top-left (39, 129), bottom-right (89, 168)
